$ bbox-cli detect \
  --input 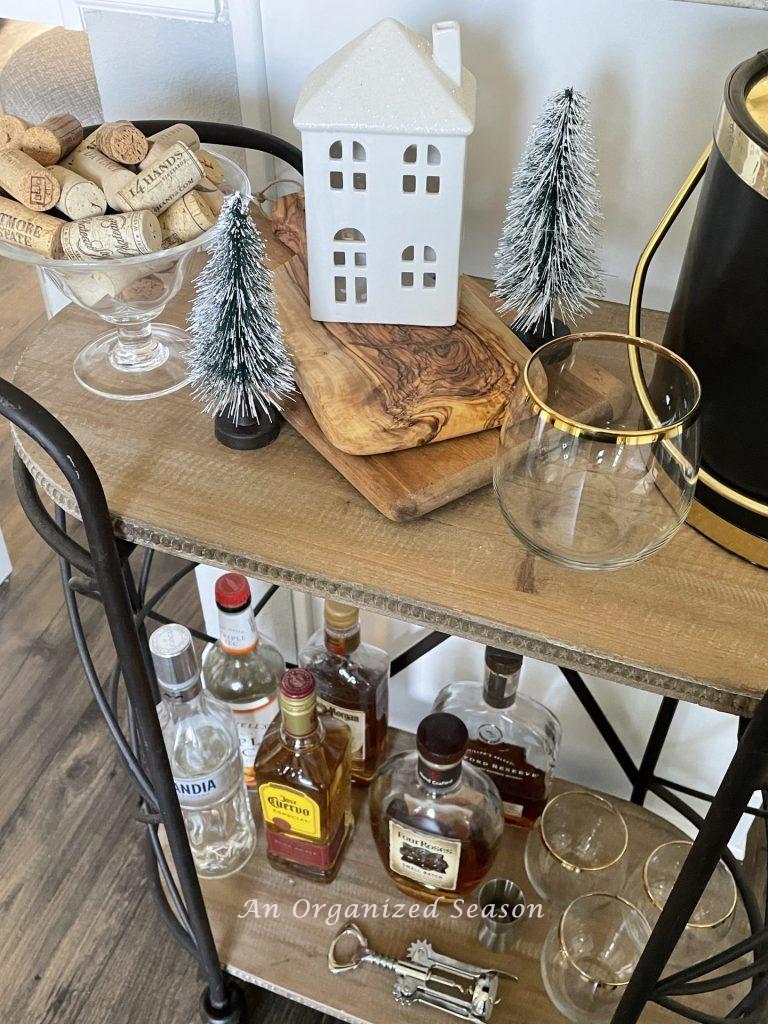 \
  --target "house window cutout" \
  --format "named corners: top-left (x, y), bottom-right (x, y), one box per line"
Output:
top-left (354, 252), bottom-right (367, 267)
top-left (353, 172), bottom-right (366, 191)
top-left (402, 175), bottom-right (416, 194)
top-left (423, 272), bottom-right (437, 288)
top-left (334, 228), bottom-right (365, 242)
top-left (401, 245), bottom-right (414, 261)
top-left (427, 145), bottom-right (441, 165)
top-left (352, 141), bottom-right (366, 161)
top-left (403, 144), bottom-right (417, 163)
top-left (426, 175), bottom-right (440, 194)
top-left (335, 276), bottom-right (347, 302)
top-left (423, 245), bottom-right (436, 262)
top-left (401, 272), bottom-right (414, 287)
top-left (355, 277), bottom-right (367, 303)
top-left (329, 140), bottom-right (343, 159)
top-left (333, 251), bottom-right (345, 266)
top-left (330, 170), bottom-right (343, 190)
